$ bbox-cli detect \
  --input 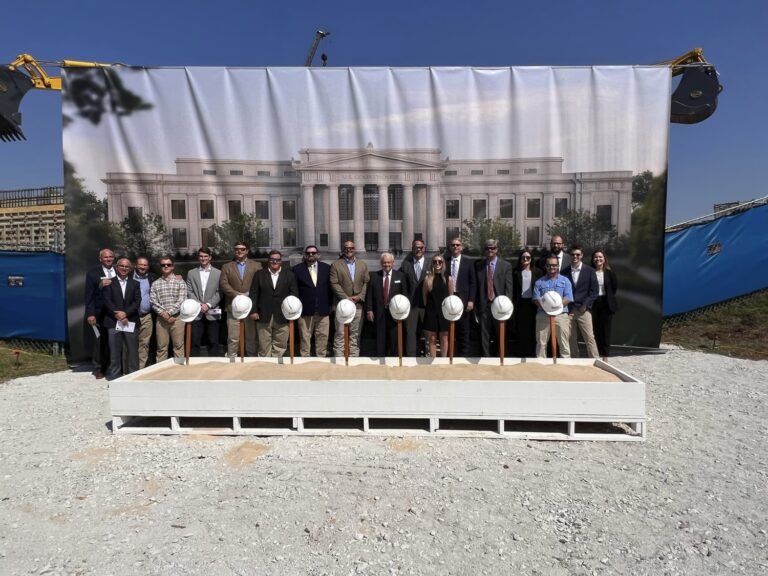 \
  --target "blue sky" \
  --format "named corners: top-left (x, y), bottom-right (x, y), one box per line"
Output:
top-left (2, 0), bottom-right (764, 224)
